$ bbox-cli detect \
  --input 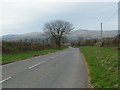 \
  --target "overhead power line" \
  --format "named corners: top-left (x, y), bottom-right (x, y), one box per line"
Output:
top-left (103, 9), bottom-right (120, 23)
